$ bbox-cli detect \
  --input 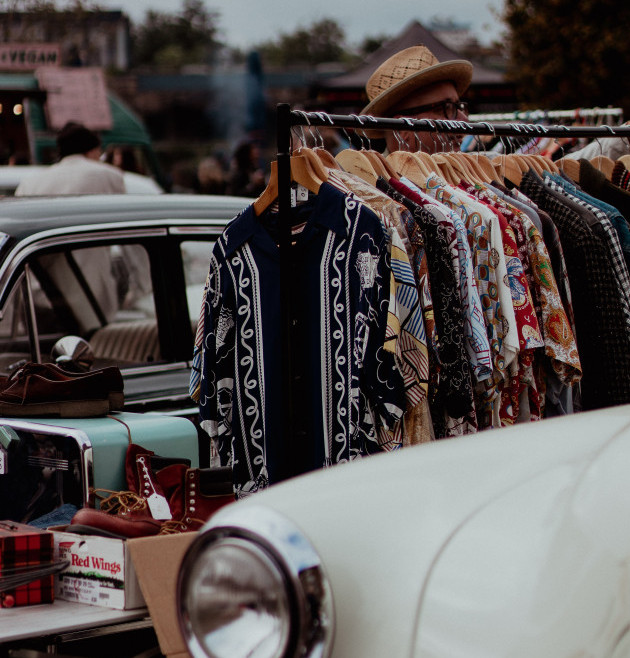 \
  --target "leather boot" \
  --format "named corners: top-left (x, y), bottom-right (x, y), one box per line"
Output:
top-left (161, 467), bottom-right (234, 534)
